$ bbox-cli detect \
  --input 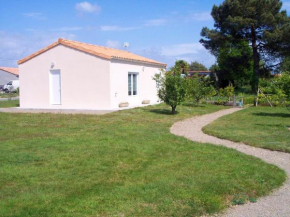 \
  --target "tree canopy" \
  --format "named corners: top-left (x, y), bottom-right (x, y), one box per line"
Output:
top-left (190, 61), bottom-right (208, 71)
top-left (200, 0), bottom-right (290, 100)
top-left (170, 60), bottom-right (190, 74)
top-left (154, 63), bottom-right (187, 114)
top-left (216, 41), bottom-right (254, 88)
